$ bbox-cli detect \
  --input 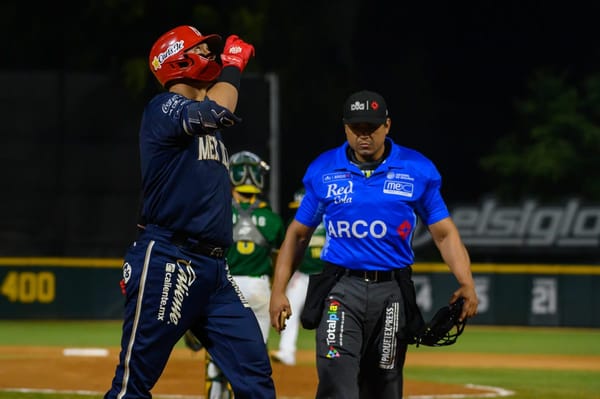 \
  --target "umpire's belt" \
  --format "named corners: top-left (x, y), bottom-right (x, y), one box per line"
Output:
top-left (171, 232), bottom-right (227, 259)
top-left (344, 268), bottom-right (397, 282)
